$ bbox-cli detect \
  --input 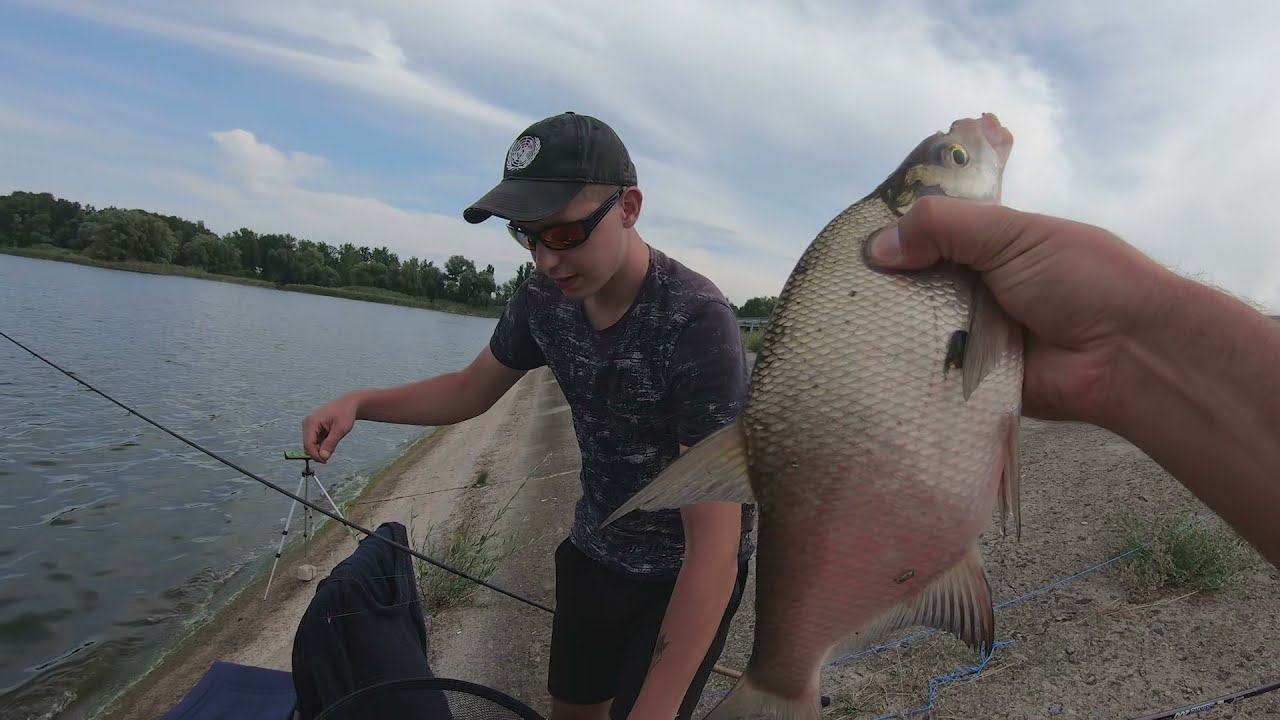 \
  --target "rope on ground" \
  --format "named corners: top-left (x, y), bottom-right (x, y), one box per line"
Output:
top-left (873, 639), bottom-right (1016, 720)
